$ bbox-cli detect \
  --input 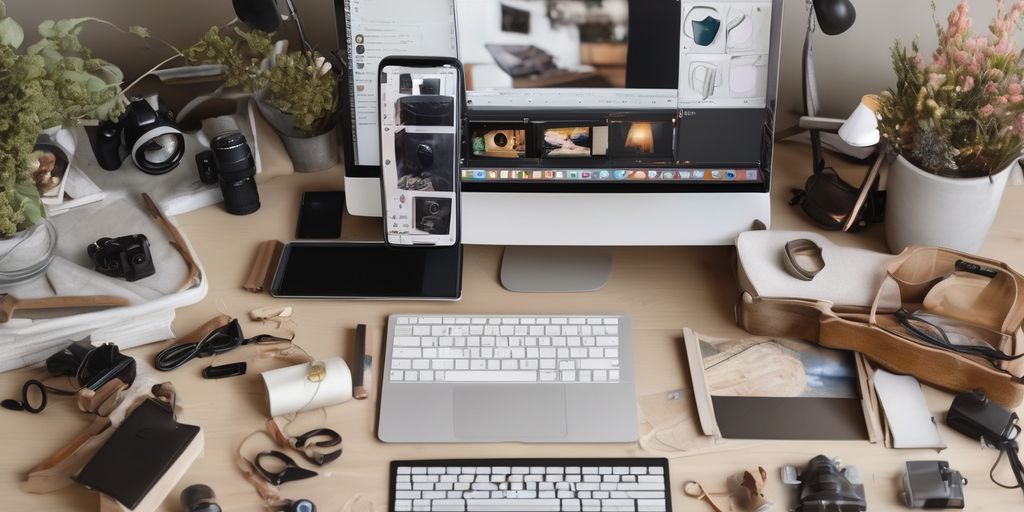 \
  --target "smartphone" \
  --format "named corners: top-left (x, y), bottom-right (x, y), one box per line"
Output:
top-left (296, 191), bottom-right (345, 239)
top-left (378, 57), bottom-right (463, 247)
